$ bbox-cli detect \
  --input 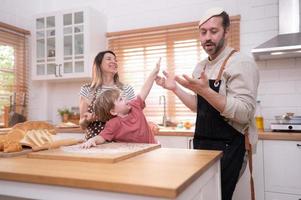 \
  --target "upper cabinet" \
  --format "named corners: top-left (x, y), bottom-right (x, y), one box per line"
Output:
top-left (32, 8), bottom-right (106, 80)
